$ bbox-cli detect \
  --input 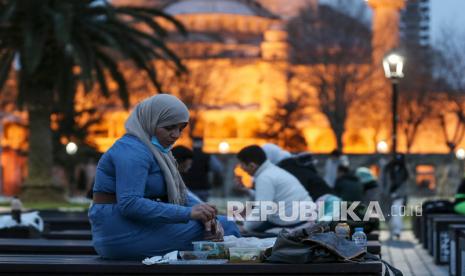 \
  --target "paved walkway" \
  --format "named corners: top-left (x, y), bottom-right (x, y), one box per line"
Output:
top-left (380, 230), bottom-right (448, 276)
